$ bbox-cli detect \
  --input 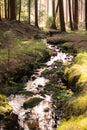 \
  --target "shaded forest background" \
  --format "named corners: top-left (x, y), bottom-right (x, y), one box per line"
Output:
top-left (0, 0), bottom-right (87, 31)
